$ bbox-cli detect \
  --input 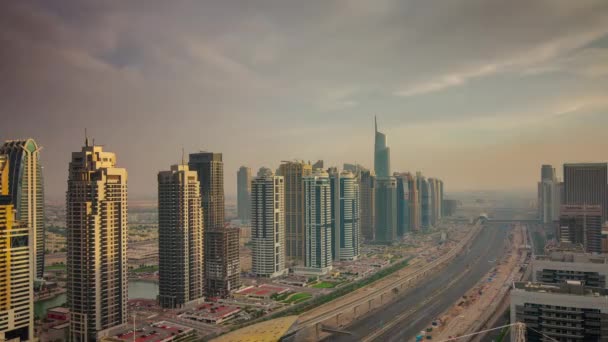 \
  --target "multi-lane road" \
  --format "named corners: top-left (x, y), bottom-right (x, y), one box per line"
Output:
top-left (328, 223), bottom-right (510, 342)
